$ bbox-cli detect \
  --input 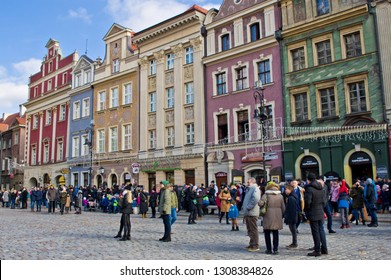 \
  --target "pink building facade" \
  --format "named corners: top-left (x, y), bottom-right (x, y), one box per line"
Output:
top-left (203, 0), bottom-right (283, 187)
